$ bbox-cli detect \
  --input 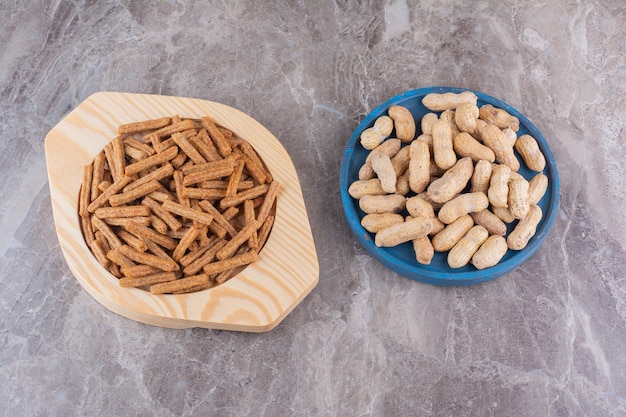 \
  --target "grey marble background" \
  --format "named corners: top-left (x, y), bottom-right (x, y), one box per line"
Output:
top-left (2, 1), bottom-right (625, 416)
